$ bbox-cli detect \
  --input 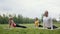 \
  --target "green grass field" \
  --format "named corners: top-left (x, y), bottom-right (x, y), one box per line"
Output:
top-left (0, 23), bottom-right (60, 34)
